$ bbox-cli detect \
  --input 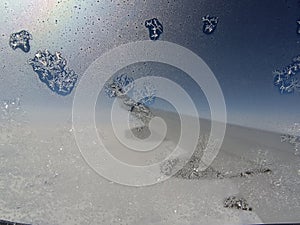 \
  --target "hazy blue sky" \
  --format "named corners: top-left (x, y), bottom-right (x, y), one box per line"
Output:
top-left (0, 0), bottom-right (300, 132)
